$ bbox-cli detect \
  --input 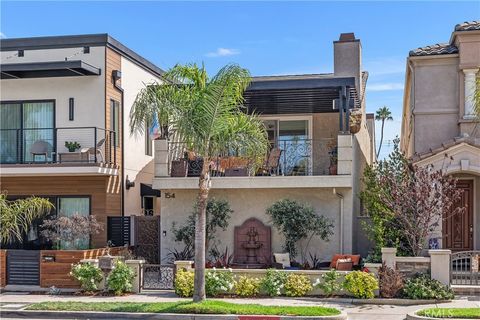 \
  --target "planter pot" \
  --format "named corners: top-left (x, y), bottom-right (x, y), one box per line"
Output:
top-left (329, 165), bottom-right (337, 175)
top-left (349, 109), bottom-right (362, 134)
